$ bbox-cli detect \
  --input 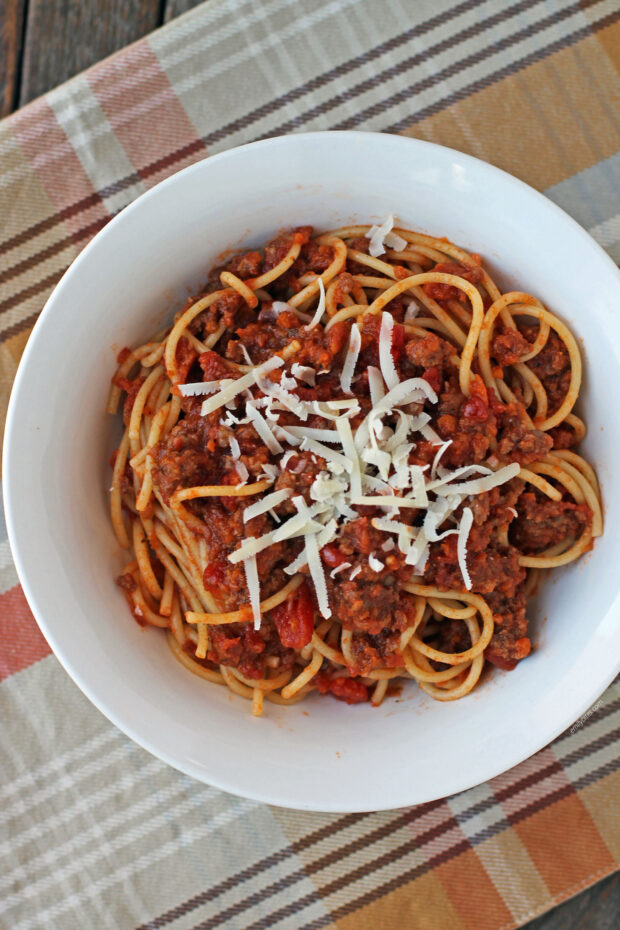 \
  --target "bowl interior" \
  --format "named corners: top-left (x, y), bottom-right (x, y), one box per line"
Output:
top-left (6, 132), bottom-right (620, 811)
